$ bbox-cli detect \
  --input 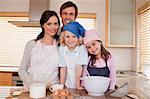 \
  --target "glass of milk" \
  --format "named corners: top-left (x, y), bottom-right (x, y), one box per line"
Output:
top-left (29, 73), bottom-right (47, 98)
